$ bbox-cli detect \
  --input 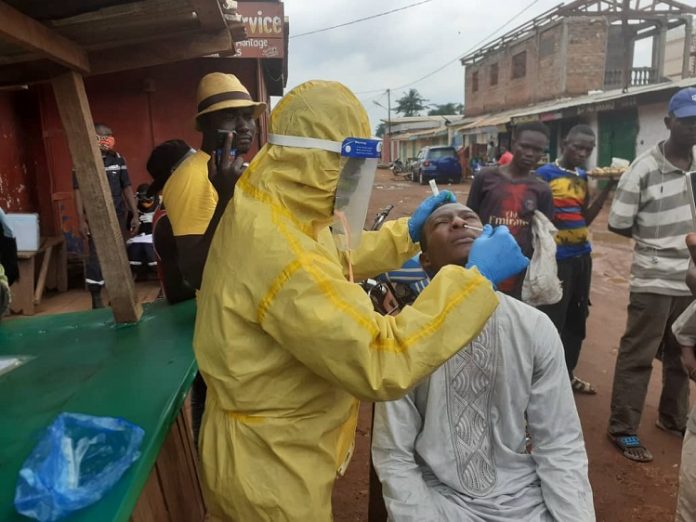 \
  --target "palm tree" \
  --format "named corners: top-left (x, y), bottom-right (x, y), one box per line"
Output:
top-left (428, 102), bottom-right (464, 116)
top-left (395, 89), bottom-right (428, 117)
